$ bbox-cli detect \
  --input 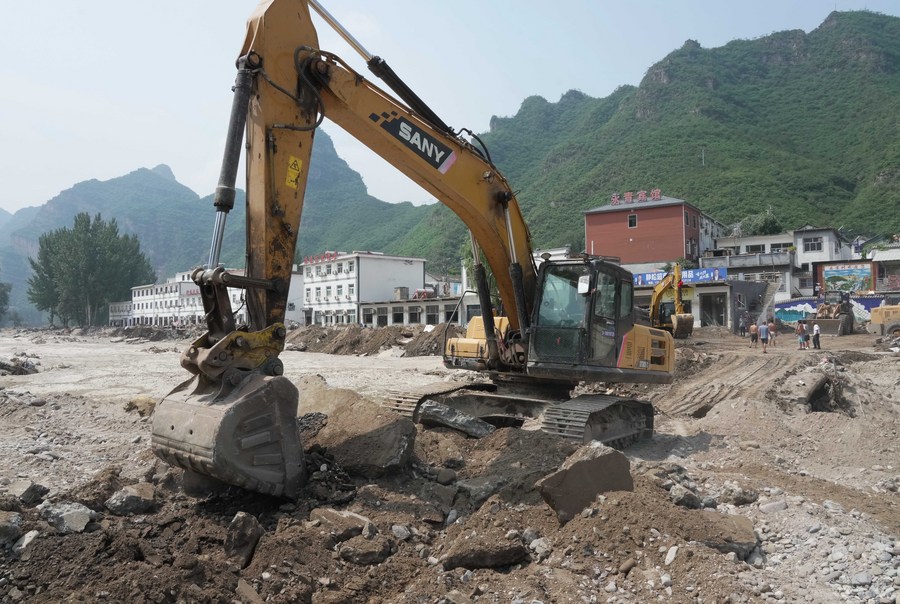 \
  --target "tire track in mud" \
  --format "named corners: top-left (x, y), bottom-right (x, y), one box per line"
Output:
top-left (654, 353), bottom-right (791, 417)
